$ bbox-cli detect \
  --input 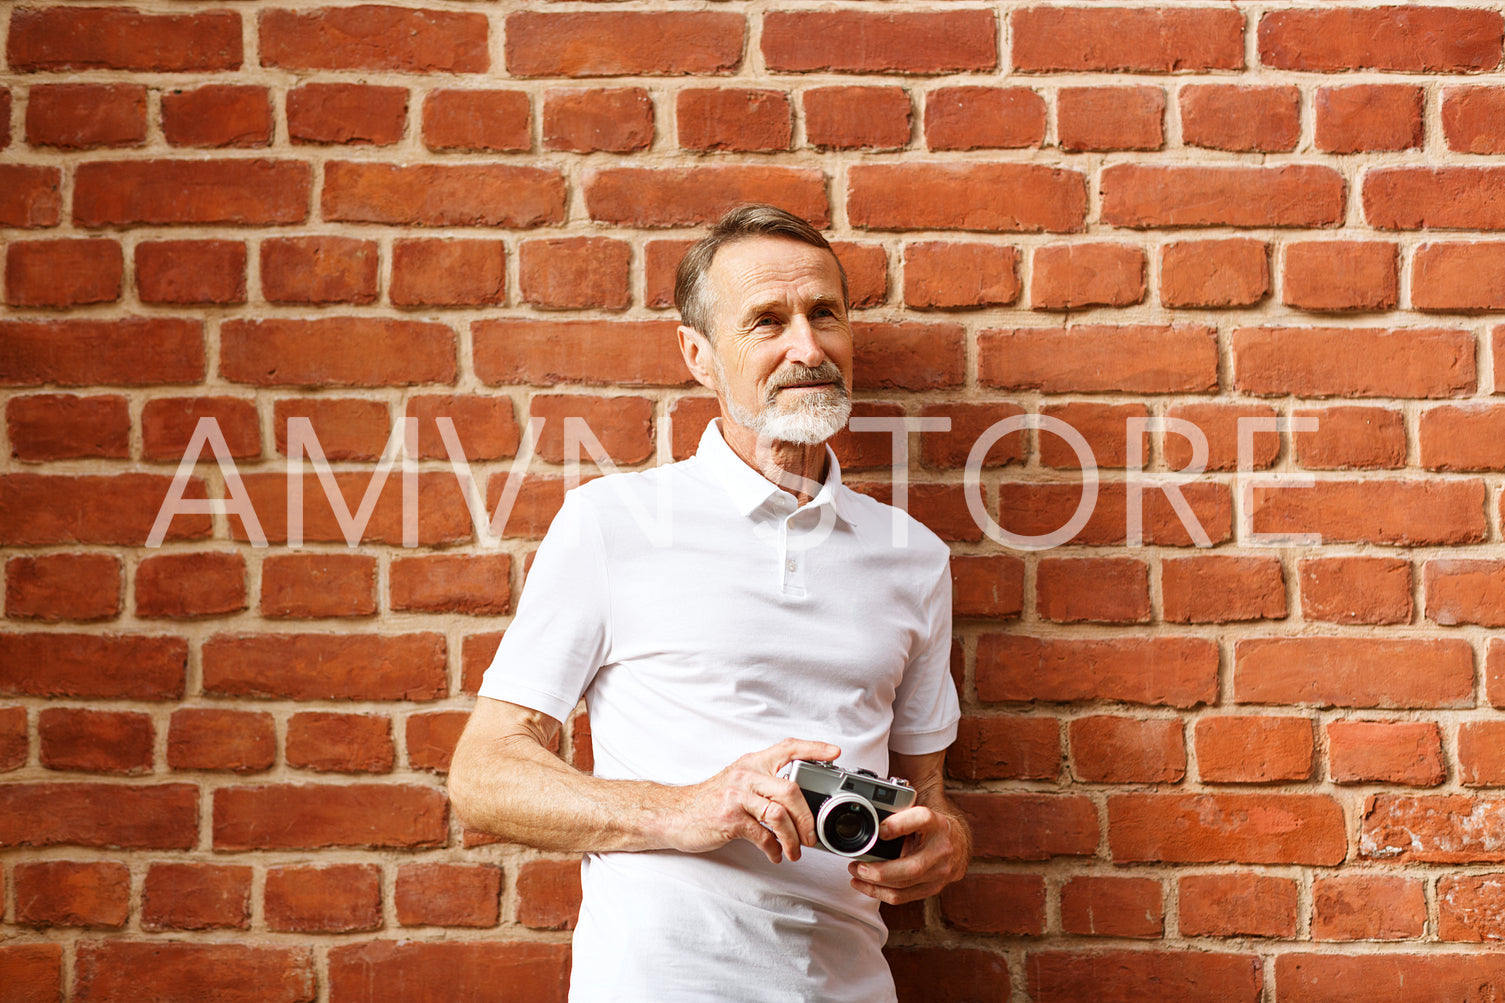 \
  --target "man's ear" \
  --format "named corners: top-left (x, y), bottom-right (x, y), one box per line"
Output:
top-left (676, 325), bottom-right (719, 392)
